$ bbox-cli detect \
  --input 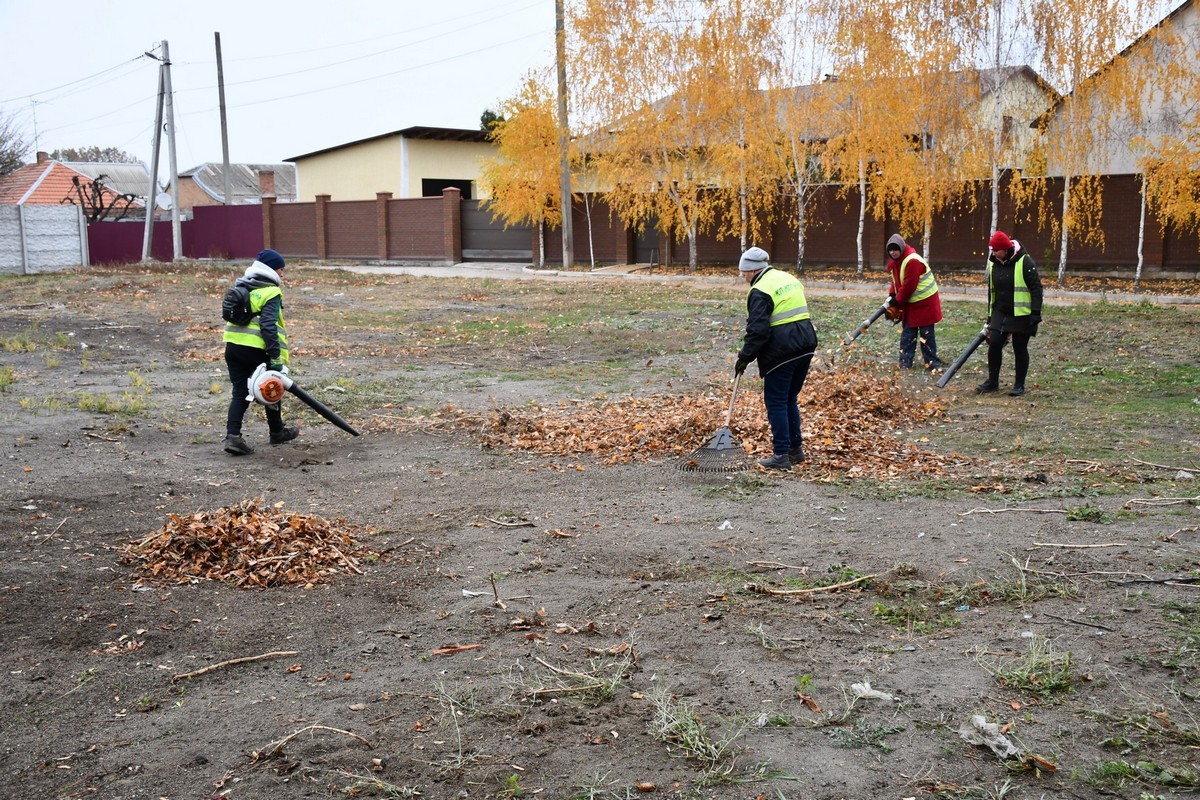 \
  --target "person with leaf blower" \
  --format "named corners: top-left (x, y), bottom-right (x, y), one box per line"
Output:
top-left (734, 246), bottom-right (818, 470)
top-left (221, 249), bottom-right (299, 455)
top-left (977, 230), bottom-right (1043, 397)
top-left (884, 234), bottom-right (943, 370)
